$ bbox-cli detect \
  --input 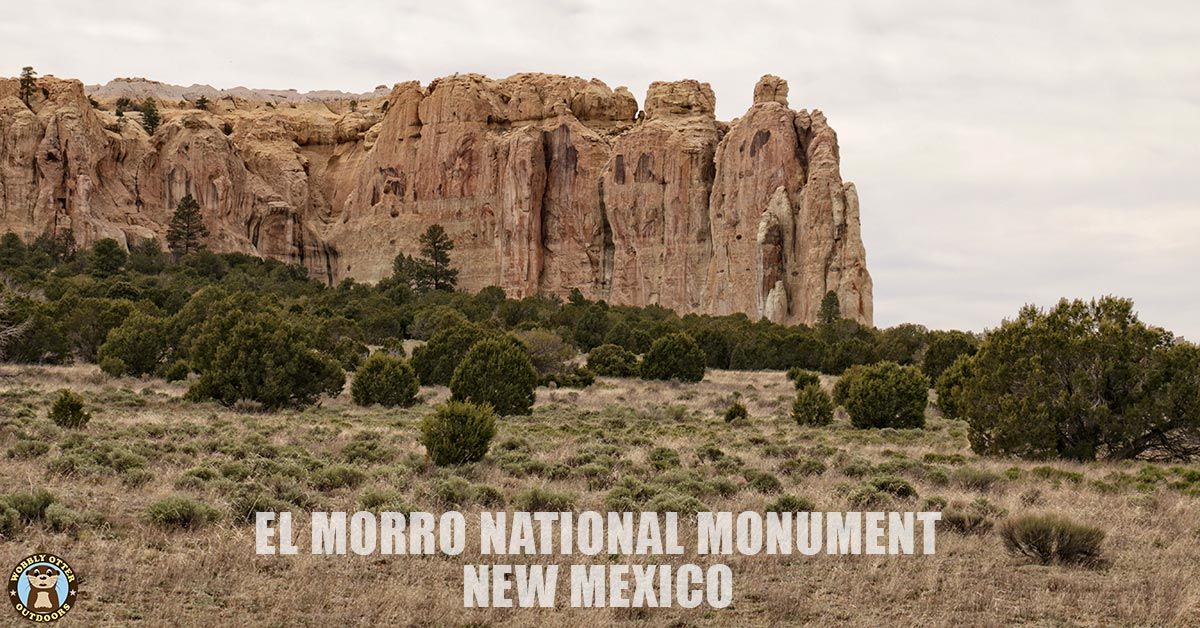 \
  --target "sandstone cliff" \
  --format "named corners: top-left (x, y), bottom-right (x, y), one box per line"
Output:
top-left (0, 72), bottom-right (872, 325)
